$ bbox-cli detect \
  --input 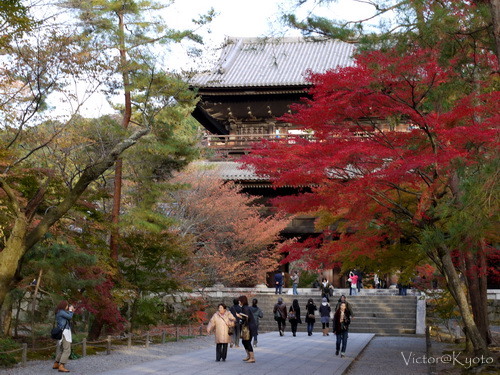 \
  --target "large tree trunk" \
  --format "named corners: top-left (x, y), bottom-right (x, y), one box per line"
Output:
top-left (0, 216), bottom-right (27, 311)
top-left (0, 292), bottom-right (13, 337)
top-left (88, 317), bottom-right (104, 341)
top-left (437, 245), bottom-right (489, 355)
top-left (0, 128), bottom-right (149, 309)
top-left (489, 0), bottom-right (500, 65)
top-left (109, 10), bottom-right (133, 261)
top-left (464, 247), bottom-right (492, 345)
